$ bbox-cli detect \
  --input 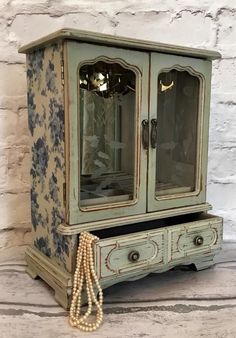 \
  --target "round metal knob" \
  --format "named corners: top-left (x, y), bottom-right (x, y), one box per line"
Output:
top-left (194, 236), bottom-right (204, 246)
top-left (128, 250), bottom-right (140, 262)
